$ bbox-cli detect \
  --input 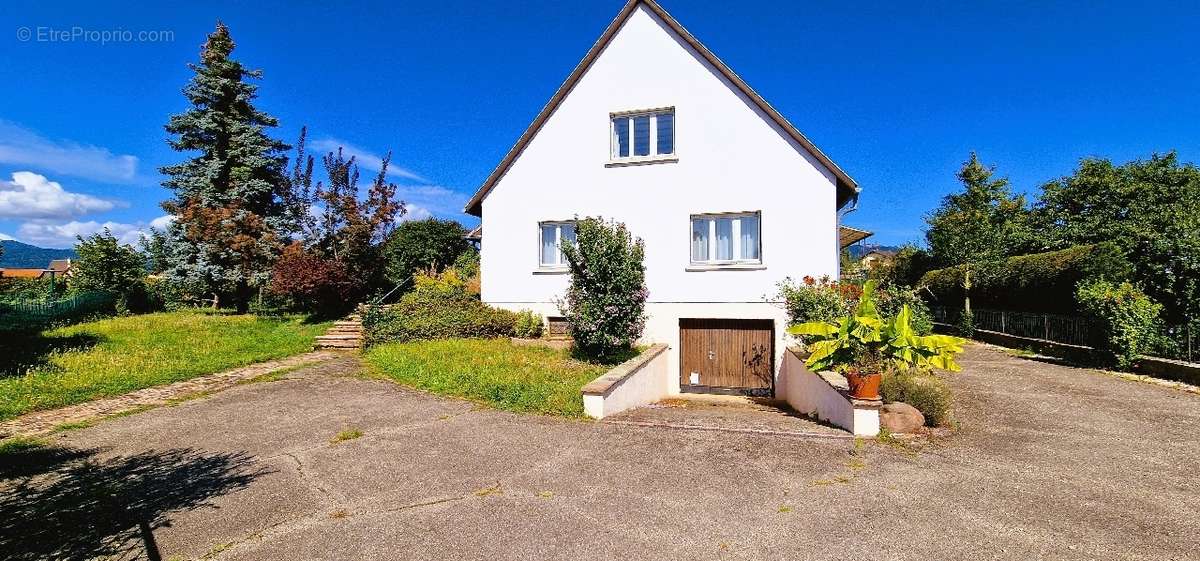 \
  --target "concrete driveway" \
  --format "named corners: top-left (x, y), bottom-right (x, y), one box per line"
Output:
top-left (2, 345), bottom-right (1198, 560)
